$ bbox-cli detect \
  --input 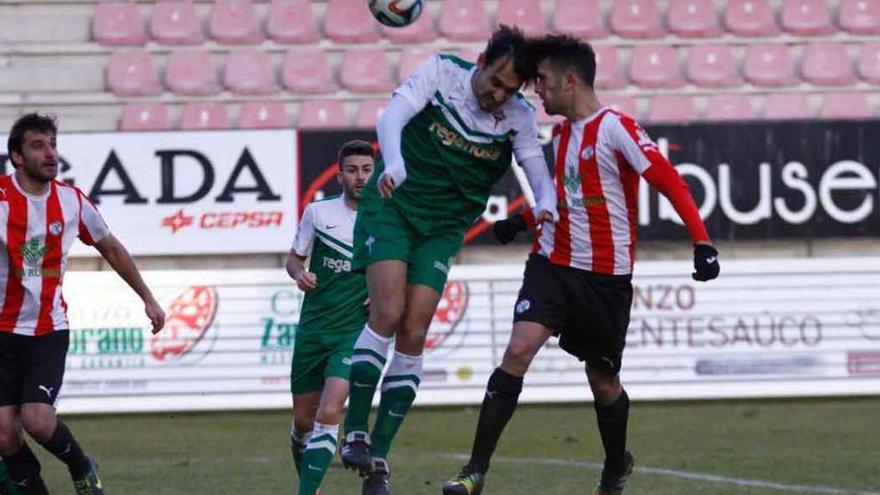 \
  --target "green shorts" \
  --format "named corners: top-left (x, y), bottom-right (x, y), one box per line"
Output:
top-left (290, 329), bottom-right (359, 395)
top-left (352, 200), bottom-right (463, 294)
